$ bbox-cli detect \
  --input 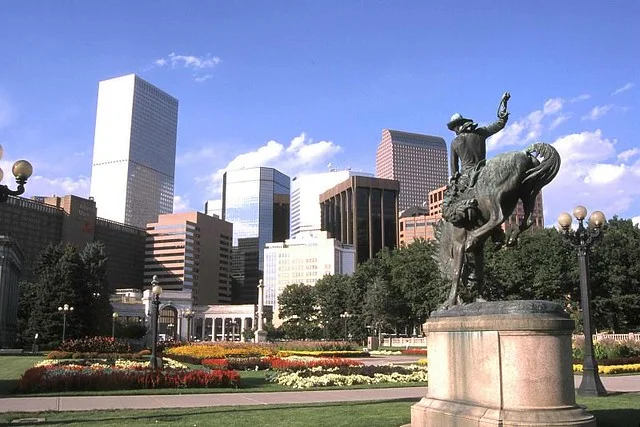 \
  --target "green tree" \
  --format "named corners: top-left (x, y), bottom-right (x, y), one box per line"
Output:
top-left (391, 239), bottom-right (445, 333)
top-left (278, 283), bottom-right (320, 339)
top-left (314, 274), bottom-right (354, 339)
top-left (81, 242), bottom-right (112, 336)
top-left (590, 217), bottom-right (640, 332)
top-left (17, 281), bottom-right (38, 346)
top-left (28, 244), bottom-right (87, 347)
